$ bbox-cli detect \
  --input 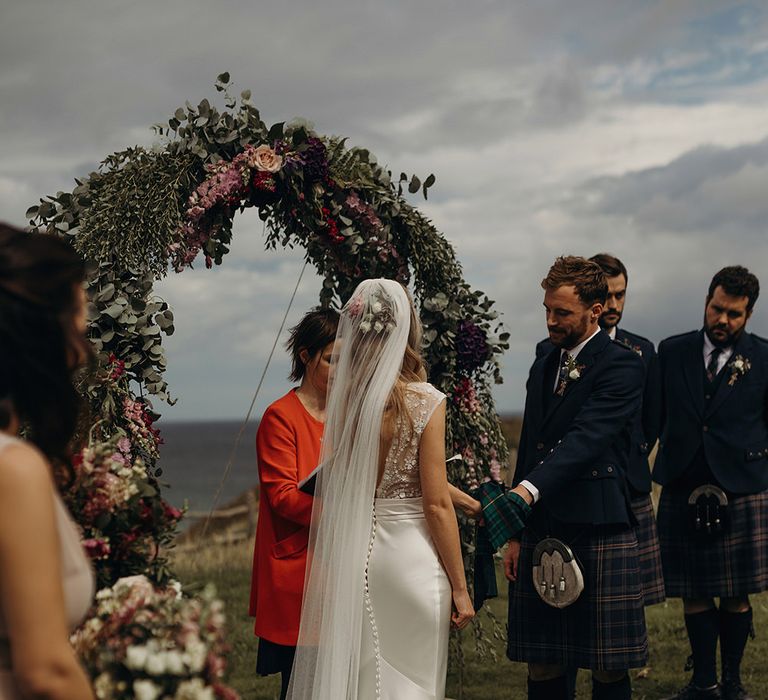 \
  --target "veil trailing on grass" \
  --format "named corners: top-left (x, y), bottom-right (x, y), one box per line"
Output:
top-left (287, 279), bottom-right (411, 700)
